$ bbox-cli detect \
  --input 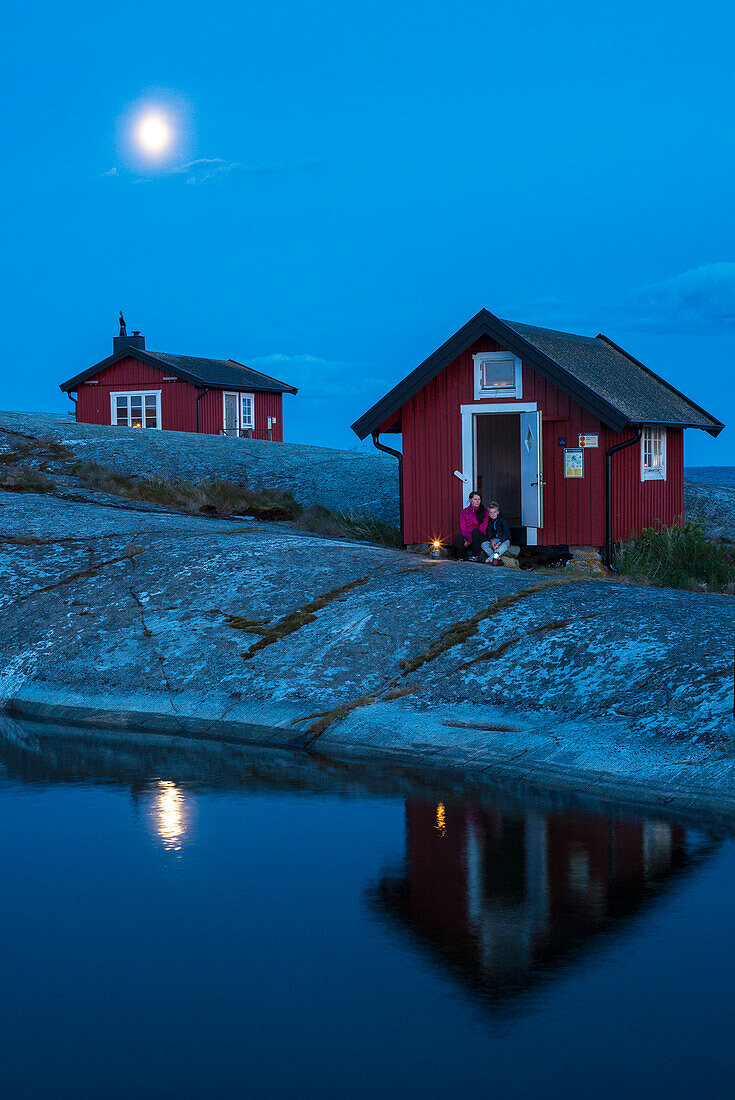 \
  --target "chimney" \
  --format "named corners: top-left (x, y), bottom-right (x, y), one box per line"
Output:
top-left (113, 312), bottom-right (145, 354)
